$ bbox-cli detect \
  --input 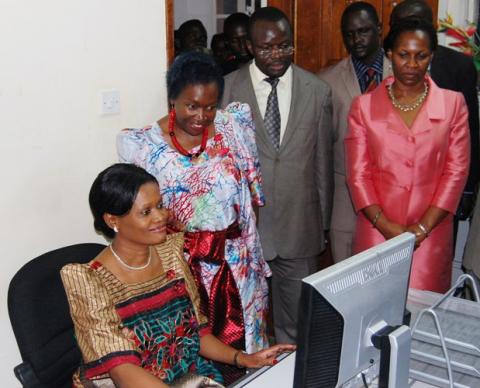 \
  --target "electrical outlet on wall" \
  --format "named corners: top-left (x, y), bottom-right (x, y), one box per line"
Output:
top-left (100, 89), bottom-right (120, 115)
